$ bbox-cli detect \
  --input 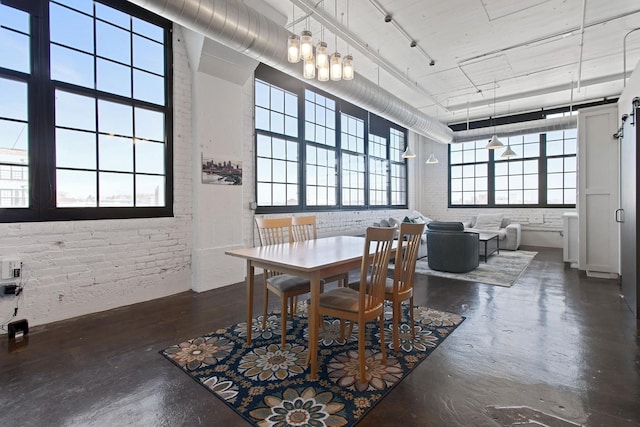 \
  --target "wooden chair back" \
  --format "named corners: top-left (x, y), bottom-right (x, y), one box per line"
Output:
top-left (358, 227), bottom-right (396, 316)
top-left (392, 222), bottom-right (426, 296)
top-left (291, 215), bottom-right (317, 242)
top-left (255, 217), bottom-right (293, 246)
